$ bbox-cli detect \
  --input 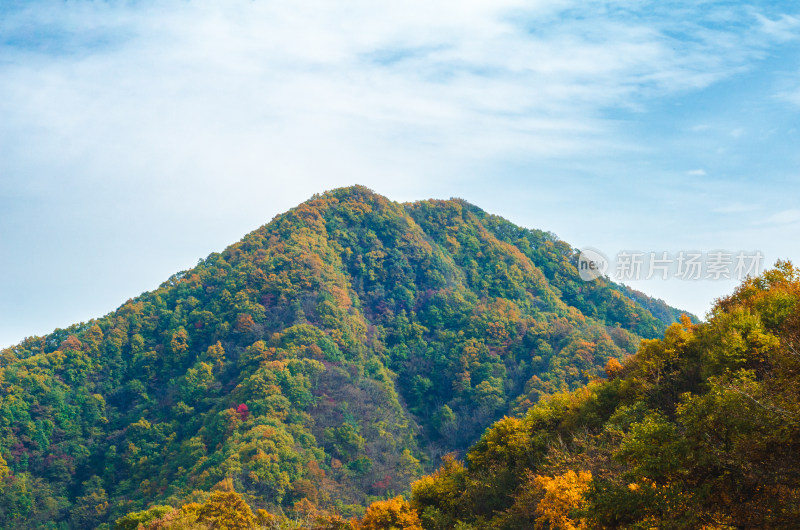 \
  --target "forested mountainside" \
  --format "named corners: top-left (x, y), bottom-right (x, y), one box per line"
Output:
top-left (112, 263), bottom-right (800, 530)
top-left (0, 186), bottom-right (689, 528)
top-left (409, 261), bottom-right (800, 529)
